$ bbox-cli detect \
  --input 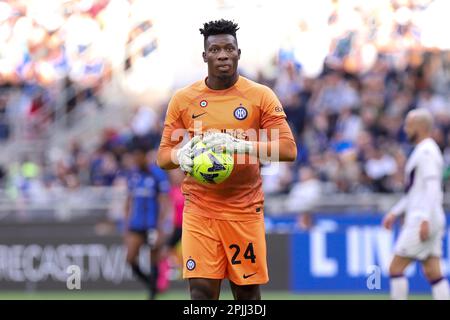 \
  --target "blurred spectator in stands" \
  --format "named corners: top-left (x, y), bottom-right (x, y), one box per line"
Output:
top-left (129, 105), bottom-right (161, 150)
top-left (0, 164), bottom-right (6, 189)
top-left (335, 106), bottom-right (363, 143)
top-left (363, 146), bottom-right (397, 193)
top-left (0, 96), bottom-right (10, 140)
top-left (273, 60), bottom-right (302, 107)
top-left (286, 166), bottom-right (321, 230)
top-left (131, 105), bottom-right (157, 137)
top-left (2, 0), bottom-right (450, 200)
top-left (336, 148), bottom-right (362, 193)
top-left (389, 145), bottom-right (407, 193)
top-left (417, 89), bottom-right (450, 129)
top-left (7, 156), bottom-right (46, 207)
top-left (91, 150), bottom-right (118, 186)
top-left (310, 70), bottom-right (359, 133)
top-left (262, 162), bottom-right (294, 195)
top-left (308, 151), bottom-right (338, 190)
